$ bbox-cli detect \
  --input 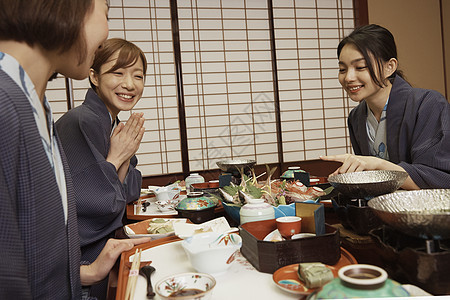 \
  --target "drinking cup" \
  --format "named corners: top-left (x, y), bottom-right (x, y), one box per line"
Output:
top-left (276, 216), bottom-right (302, 239)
